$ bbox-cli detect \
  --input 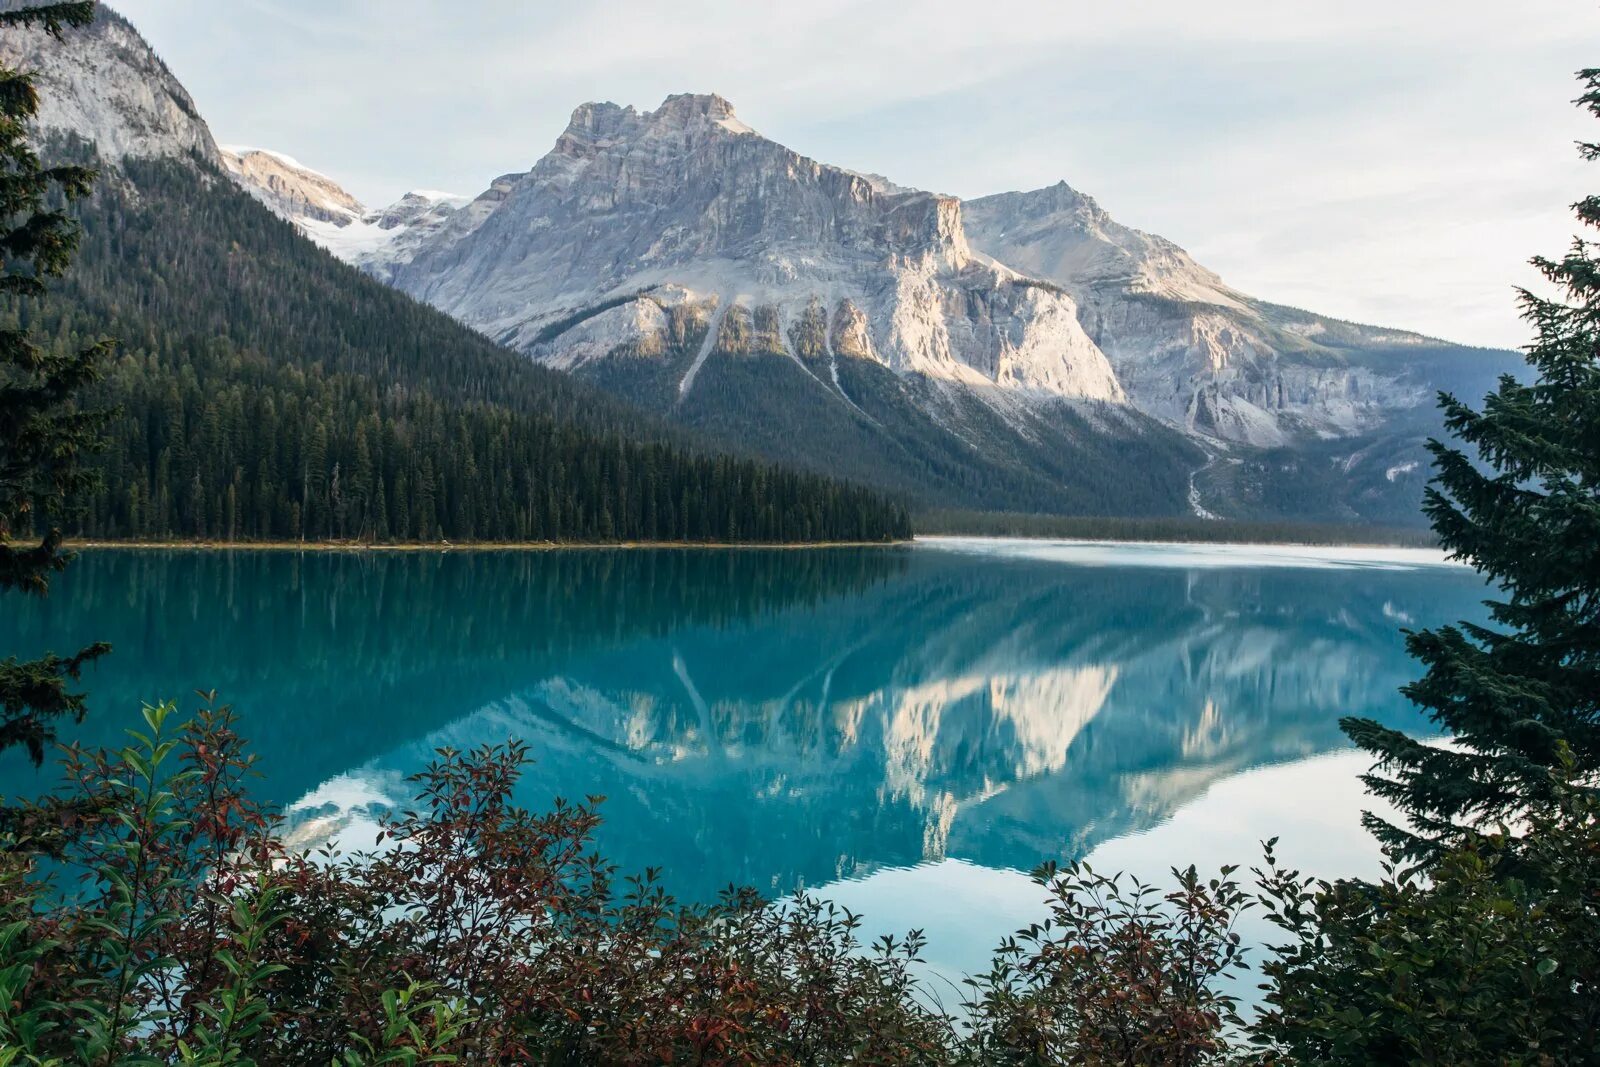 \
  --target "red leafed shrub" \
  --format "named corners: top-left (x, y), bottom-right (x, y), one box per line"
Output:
top-left (0, 700), bottom-right (965, 1064)
top-left (0, 699), bottom-right (1256, 1065)
top-left (962, 862), bottom-right (1249, 1066)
